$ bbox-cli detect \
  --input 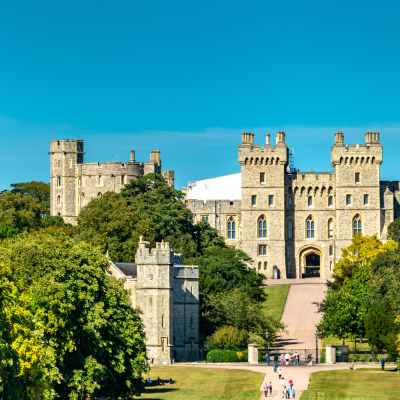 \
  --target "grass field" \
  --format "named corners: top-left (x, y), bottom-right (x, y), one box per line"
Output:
top-left (263, 285), bottom-right (290, 320)
top-left (322, 336), bottom-right (372, 352)
top-left (300, 368), bottom-right (400, 399)
top-left (136, 366), bottom-right (264, 399)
